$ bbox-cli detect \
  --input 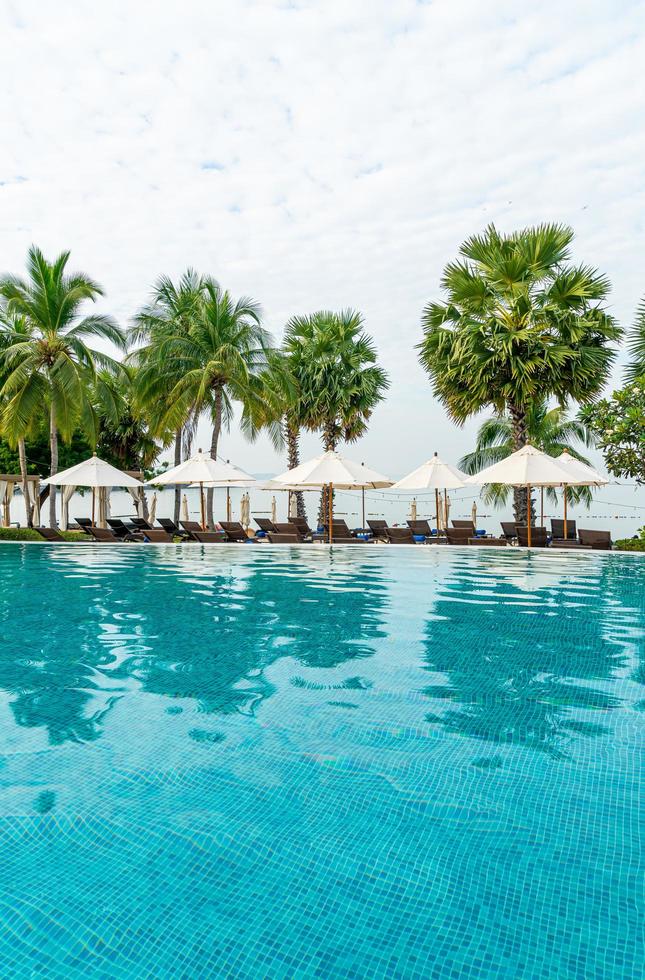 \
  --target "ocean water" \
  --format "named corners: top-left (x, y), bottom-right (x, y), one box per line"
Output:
top-left (0, 543), bottom-right (643, 978)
